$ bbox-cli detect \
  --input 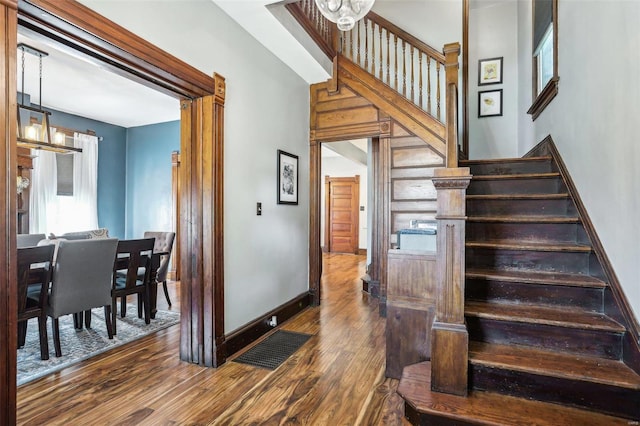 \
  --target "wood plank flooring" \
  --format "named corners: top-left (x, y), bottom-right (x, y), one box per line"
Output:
top-left (17, 253), bottom-right (407, 425)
